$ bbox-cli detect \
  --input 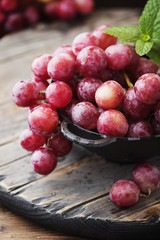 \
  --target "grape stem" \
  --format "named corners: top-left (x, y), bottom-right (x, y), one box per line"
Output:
top-left (123, 71), bottom-right (133, 89)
